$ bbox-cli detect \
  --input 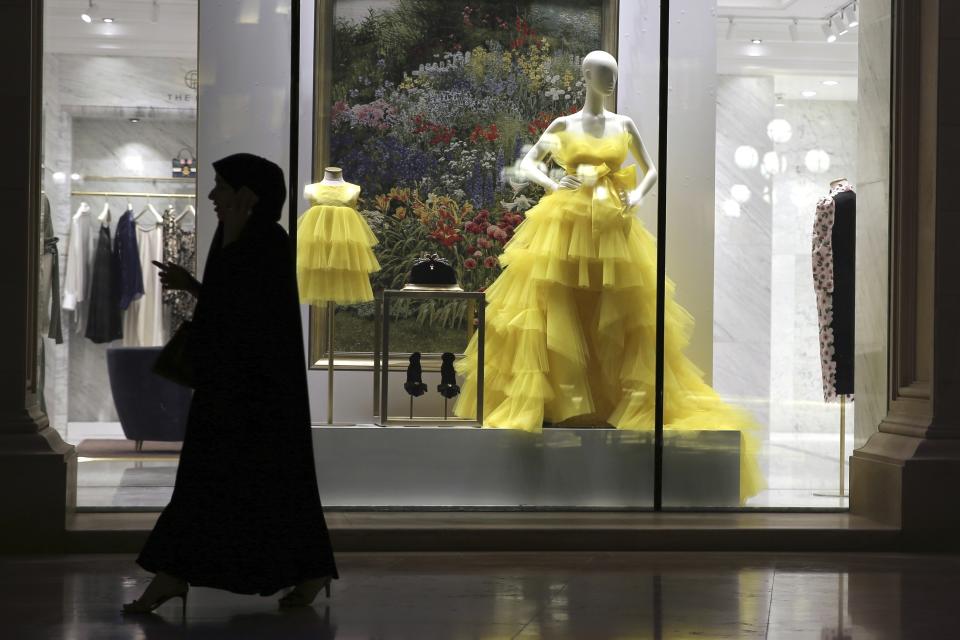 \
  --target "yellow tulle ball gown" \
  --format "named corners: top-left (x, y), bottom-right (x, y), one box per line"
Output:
top-left (454, 130), bottom-right (763, 503)
top-left (297, 182), bottom-right (380, 304)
